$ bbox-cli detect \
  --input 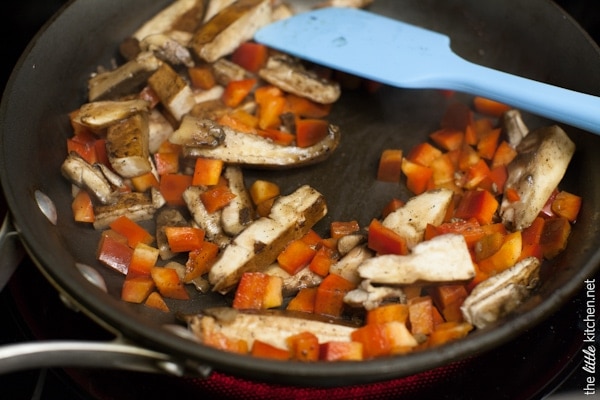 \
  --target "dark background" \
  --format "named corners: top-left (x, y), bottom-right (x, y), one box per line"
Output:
top-left (1, 1), bottom-right (599, 399)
